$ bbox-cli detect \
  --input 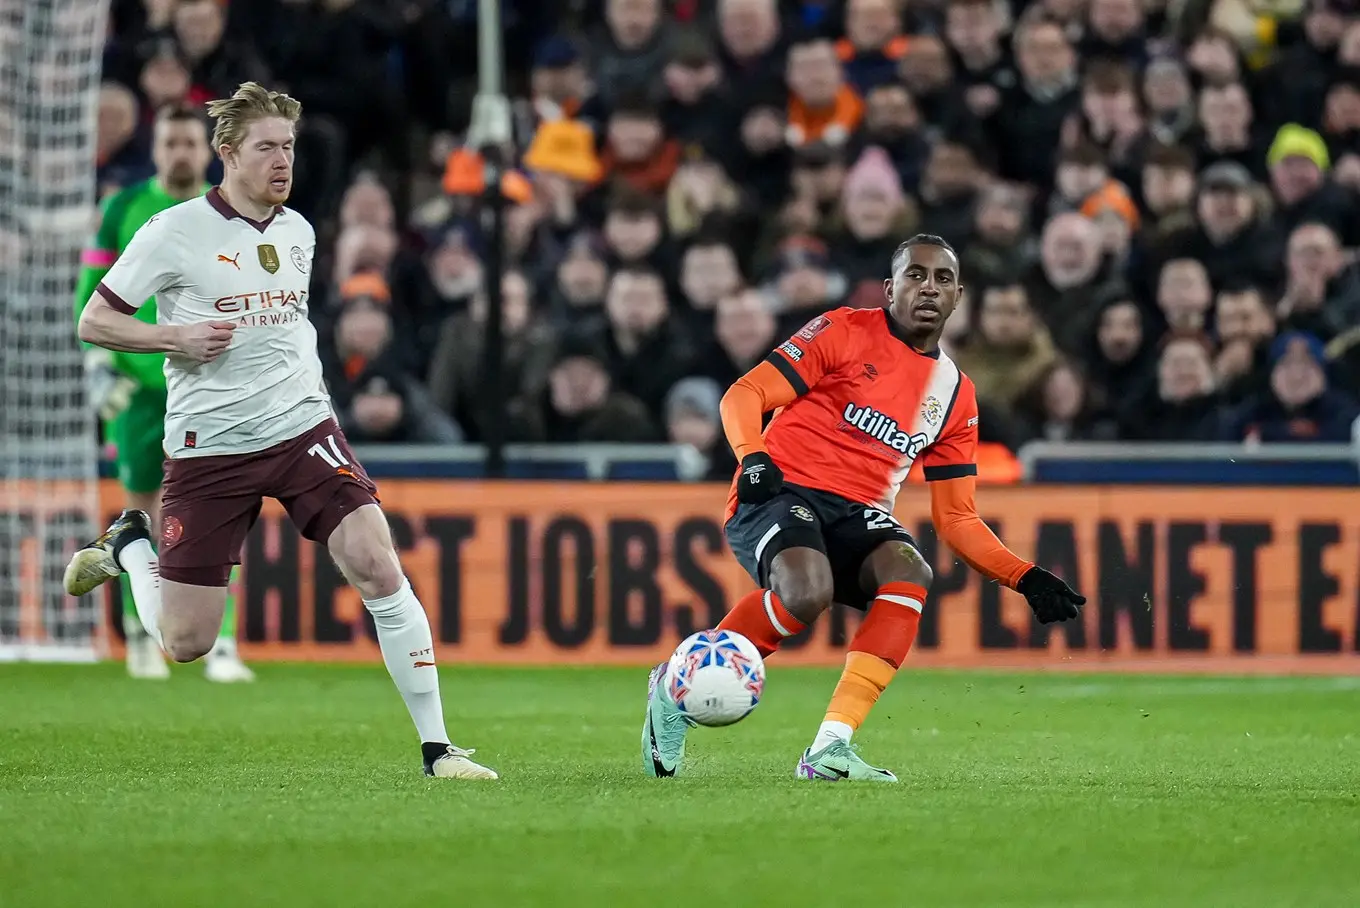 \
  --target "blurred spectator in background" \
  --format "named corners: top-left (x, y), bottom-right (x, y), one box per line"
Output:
top-left (954, 282), bottom-right (1058, 410)
top-left (550, 231), bottom-right (611, 330)
top-left (1088, 287), bottom-right (1155, 415)
top-left (853, 81), bottom-right (930, 192)
top-left (138, 40), bottom-right (206, 117)
top-left (961, 184), bottom-right (1038, 288)
top-left (945, 0), bottom-right (1014, 126)
top-left (697, 287), bottom-right (779, 388)
top-left (1267, 124), bottom-right (1360, 243)
top-left (830, 147), bottom-right (917, 290)
top-left (725, 87), bottom-right (792, 208)
top-left (663, 30), bottom-right (728, 149)
top-left (917, 140), bottom-right (983, 249)
top-left (764, 234), bottom-right (848, 327)
top-left (1143, 56), bottom-right (1196, 146)
top-left (1015, 359), bottom-right (1121, 442)
top-left (1158, 161), bottom-right (1282, 293)
top-left (1156, 258), bottom-right (1214, 333)
top-left (1138, 143), bottom-right (1198, 243)
top-left (1083, 0), bottom-right (1148, 68)
top-left (584, 265), bottom-right (696, 419)
top-left (428, 270), bottom-right (555, 442)
top-left (97, 82), bottom-right (149, 196)
top-left (528, 35), bottom-right (590, 125)
top-left (785, 34), bottom-right (863, 148)
top-left (1025, 212), bottom-right (1117, 354)
top-left (898, 34), bottom-right (973, 143)
top-left (592, 0), bottom-right (668, 109)
top-left (601, 94), bottom-right (682, 197)
top-left (1223, 331), bottom-right (1360, 442)
top-left (838, 0), bottom-right (909, 94)
top-left (1070, 61), bottom-right (1150, 184)
top-left (666, 150), bottom-right (747, 241)
top-left (1278, 221), bottom-right (1360, 338)
top-left (1123, 333), bottom-right (1225, 440)
top-left (603, 187), bottom-right (671, 269)
top-left (1214, 281), bottom-right (1278, 404)
top-left (173, 0), bottom-right (268, 99)
top-left (1195, 81), bottom-right (1266, 182)
top-left (322, 274), bottom-right (463, 445)
top-left (997, 18), bottom-right (1079, 188)
top-left (507, 336), bottom-right (659, 442)
top-left (677, 235), bottom-right (743, 331)
top-left (665, 377), bottom-right (738, 480)
top-left (717, 0), bottom-right (784, 96)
